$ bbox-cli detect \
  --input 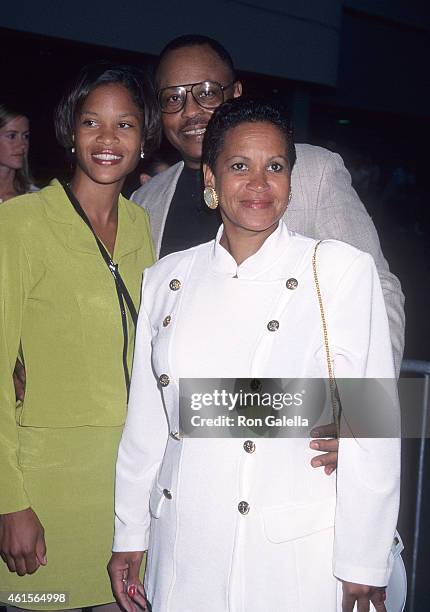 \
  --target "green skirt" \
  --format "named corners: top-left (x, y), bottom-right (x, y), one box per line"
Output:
top-left (0, 424), bottom-right (124, 609)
